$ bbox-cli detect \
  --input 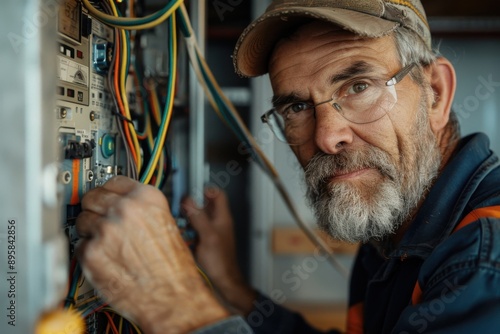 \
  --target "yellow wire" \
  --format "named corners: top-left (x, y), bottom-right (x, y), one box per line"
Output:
top-left (141, 14), bottom-right (177, 184)
top-left (197, 265), bottom-right (214, 291)
top-left (119, 316), bottom-right (123, 333)
top-left (75, 296), bottom-right (99, 309)
top-left (70, 272), bottom-right (84, 311)
top-left (154, 150), bottom-right (165, 188)
top-left (101, 307), bottom-right (143, 334)
top-left (144, 107), bottom-right (164, 188)
top-left (82, 0), bottom-right (183, 30)
top-left (130, 321), bottom-right (143, 334)
top-left (109, 0), bottom-right (143, 174)
top-left (147, 83), bottom-right (165, 188)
